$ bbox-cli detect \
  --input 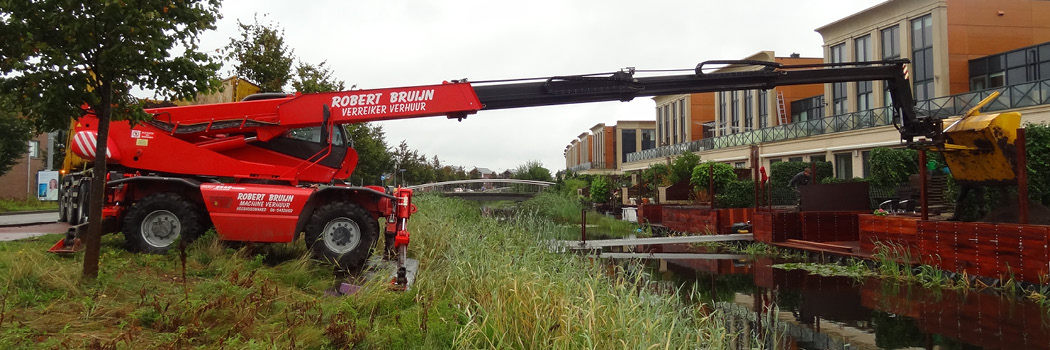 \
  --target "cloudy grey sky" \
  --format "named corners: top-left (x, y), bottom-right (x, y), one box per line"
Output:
top-left (193, 0), bottom-right (884, 173)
